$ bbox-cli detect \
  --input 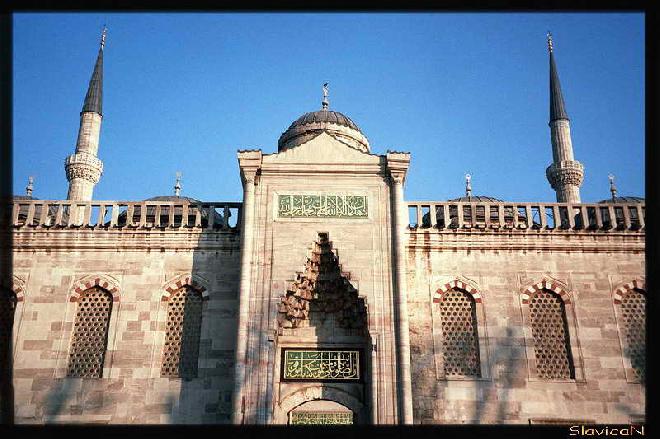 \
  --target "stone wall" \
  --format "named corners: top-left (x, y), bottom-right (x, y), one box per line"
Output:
top-left (406, 229), bottom-right (645, 424)
top-left (10, 228), bottom-right (241, 424)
